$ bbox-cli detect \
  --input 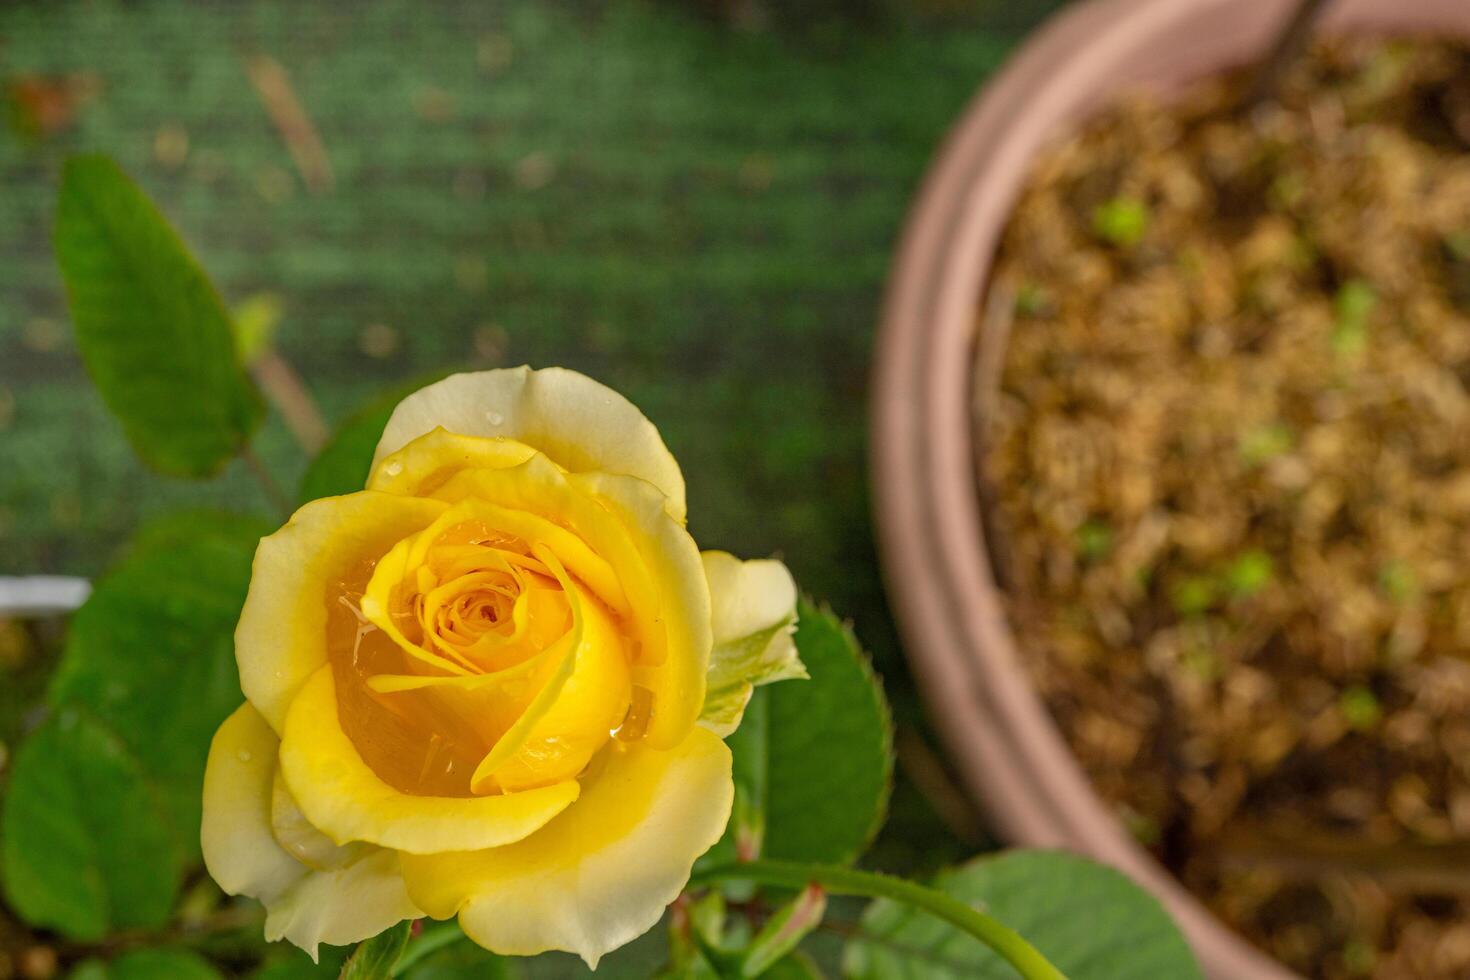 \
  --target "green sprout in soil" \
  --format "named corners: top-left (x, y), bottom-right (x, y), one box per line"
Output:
top-left (1091, 196), bottom-right (1150, 248)
top-left (1331, 279), bottom-right (1378, 357)
top-left (1238, 423), bottom-right (1294, 467)
top-left (1014, 281), bottom-right (1052, 317)
top-left (1075, 519), bottom-right (1114, 562)
top-left (1379, 560), bottom-right (1418, 603)
top-left (1171, 576), bottom-right (1217, 617)
top-left (1339, 685), bottom-right (1383, 731)
top-left (1180, 646), bottom-right (1223, 682)
top-left (1224, 550), bottom-right (1275, 599)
